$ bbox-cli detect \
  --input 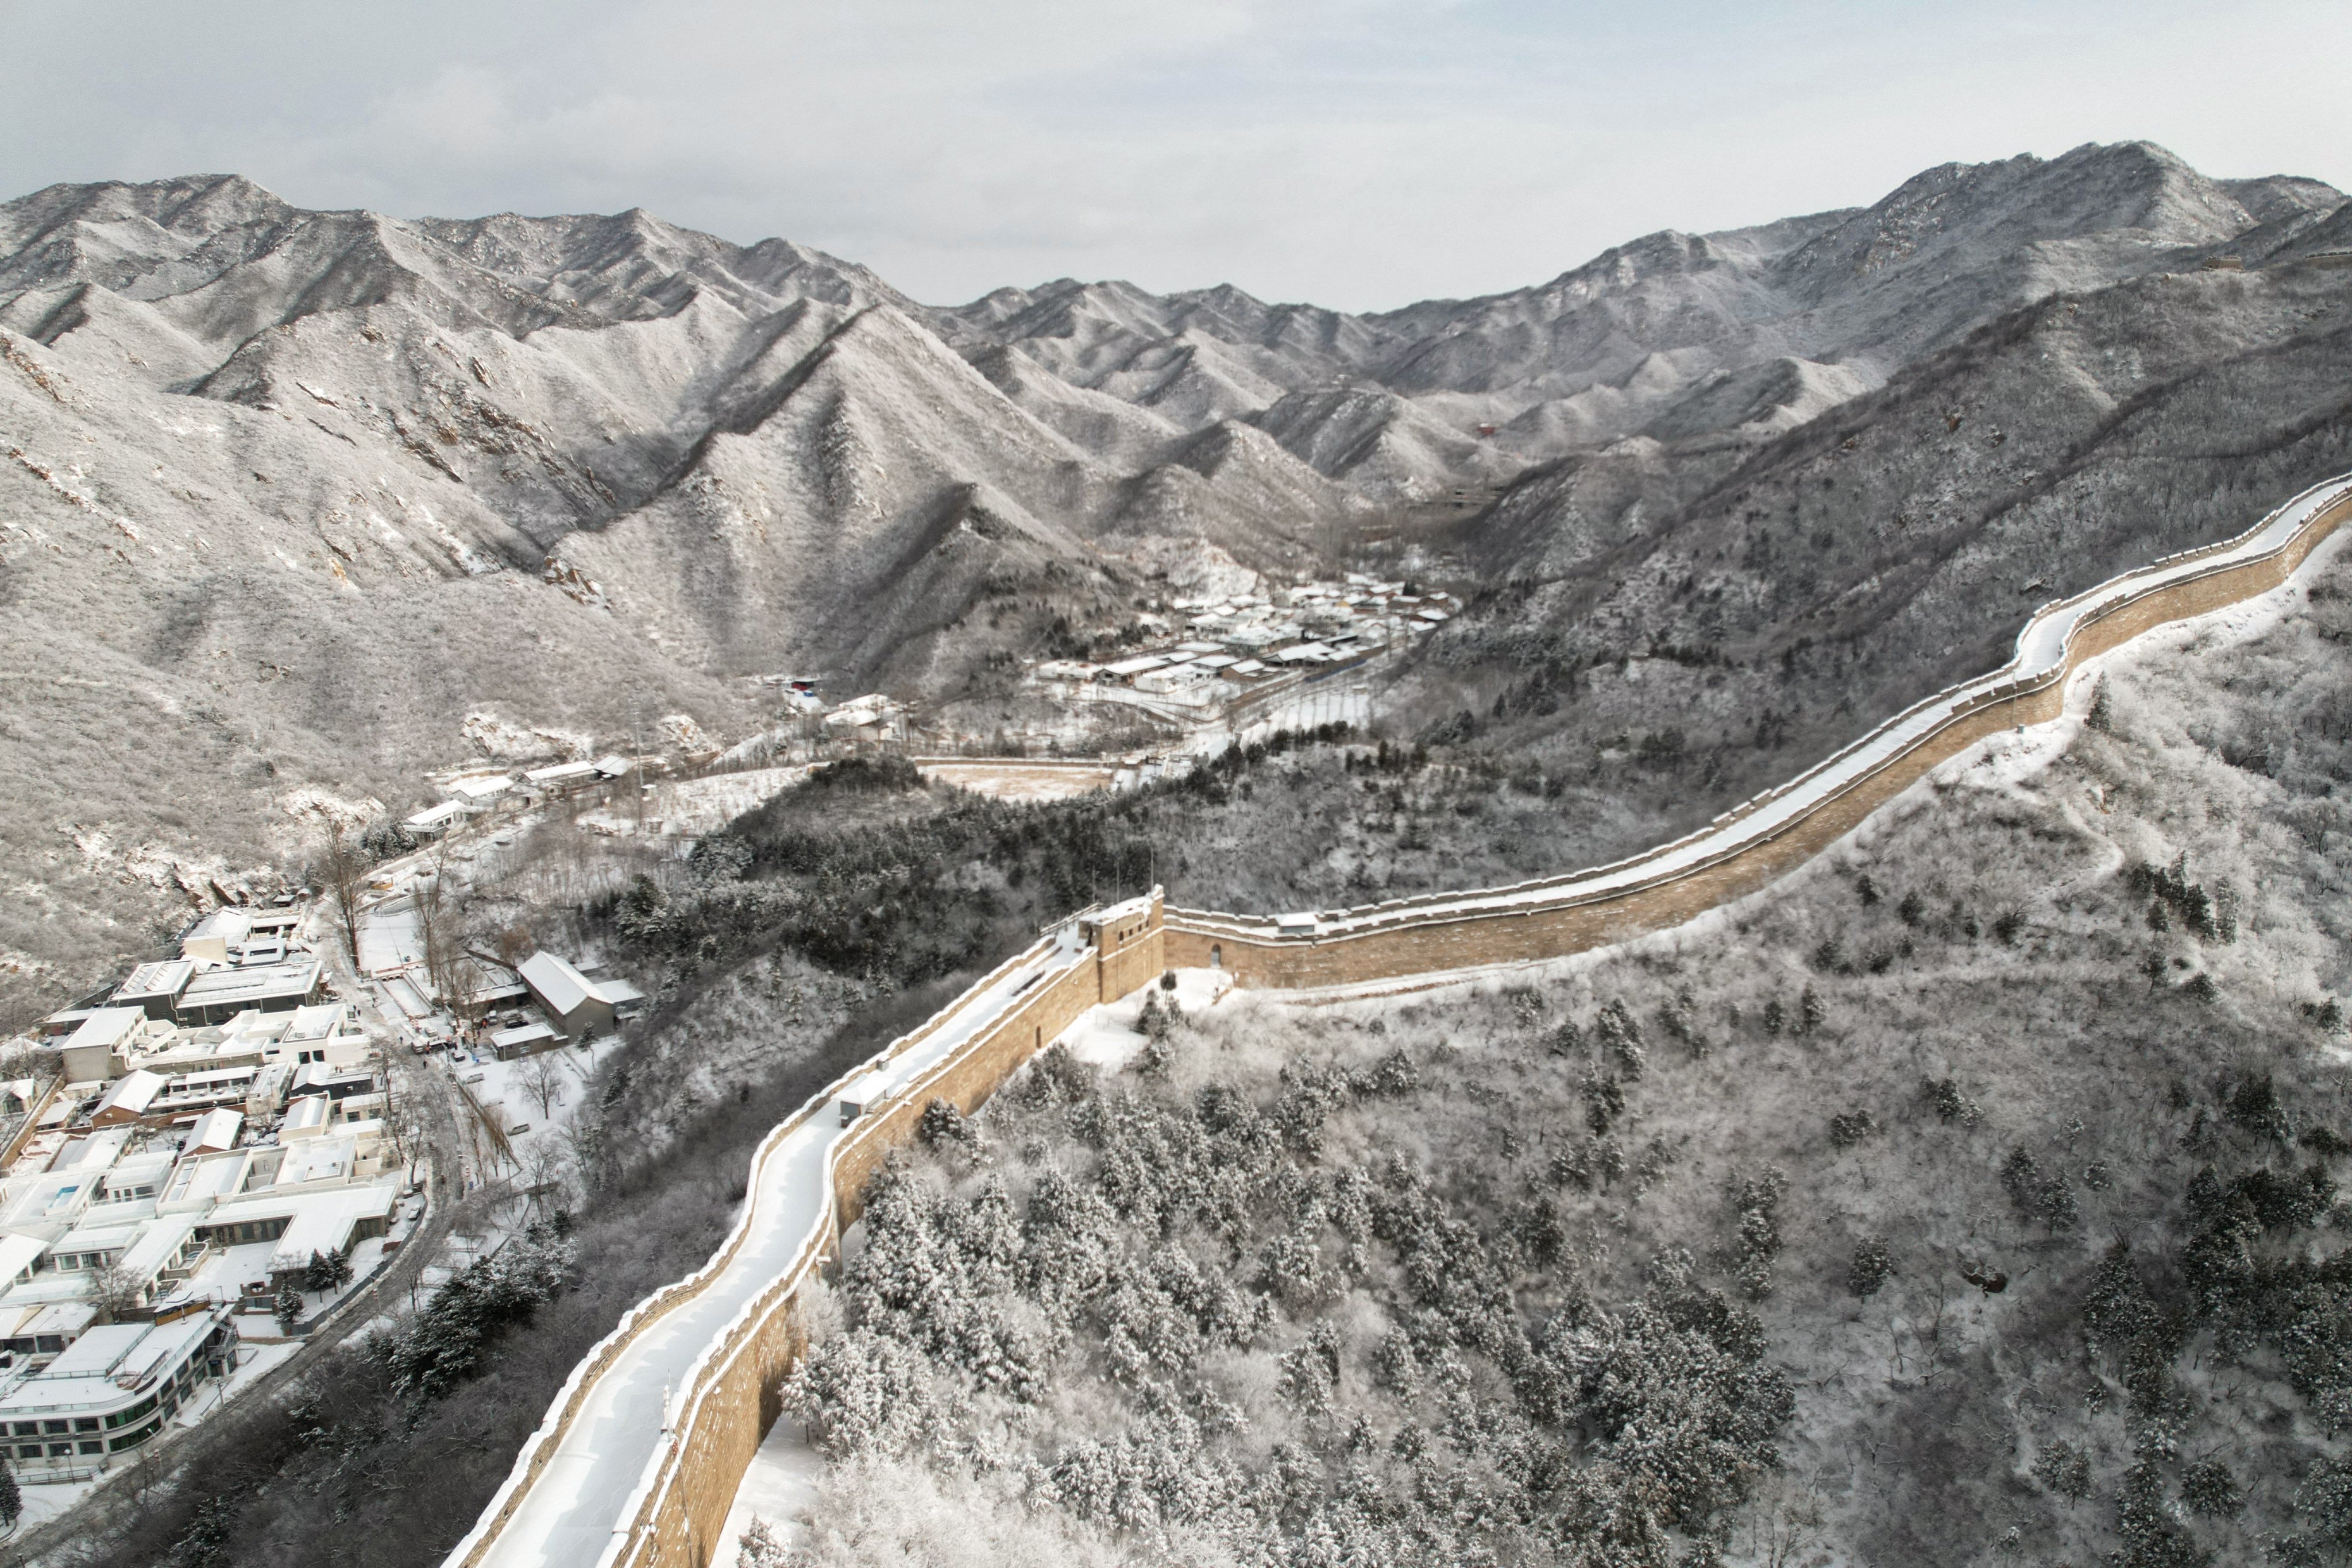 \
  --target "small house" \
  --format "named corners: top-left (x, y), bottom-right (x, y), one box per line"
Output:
top-left (517, 953), bottom-right (644, 1041)
top-left (88, 1070), bottom-right (165, 1128)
